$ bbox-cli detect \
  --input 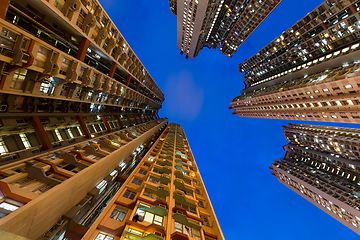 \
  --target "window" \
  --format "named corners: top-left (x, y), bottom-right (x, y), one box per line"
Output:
top-left (110, 170), bottom-right (118, 180)
top-left (127, 228), bottom-right (144, 237)
top-left (76, 126), bottom-right (83, 136)
top-left (39, 81), bottom-right (51, 94)
top-left (197, 200), bottom-right (204, 208)
top-left (94, 232), bottom-right (114, 240)
top-left (139, 170), bottom-right (147, 175)
top-left (123, 190), bottom-right (136, 200)
top-left (175, 201), bottom-right (196, 214)
top-left (11, 69), bottom-right (27, 90)
top-left (201, 215), bottom-right (210, 227)
top-left (0, 201), bottom-right (19, 218)
top-left (195, 189), bottom-right (200, 194)
top-left (149, 176), bottom-right (160, 185)
top-left (135, 203), bottom-right (163, 226)
top-left (0, 202), bottom-right (18, 211)
top-left (66, 129), bottom-right (74, 139)
top-left (54, 0), bottom-right (65, 11)
top-left (110, 206), bottom-right (127, 221)
top-left (92, 26), bottom-right (100, 40)
top-left (119, 161), bottom-right (127, 171)
top-left (96, 180), bottom-right (108, 195)
top-left (174, 222), bottom-right (201, 239)
top-left (55, 129), bottom-right (63, 141)
top-left (132, 178), bottom-right (142, 185)
top-left (0, 137), bottom-right (8, 155)
top-left (19, 133), bottom-right (31, 149)
top-left (34, 46), bottom-right (49, 68)
top-left (76, 9), bottom-right (86, 28)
